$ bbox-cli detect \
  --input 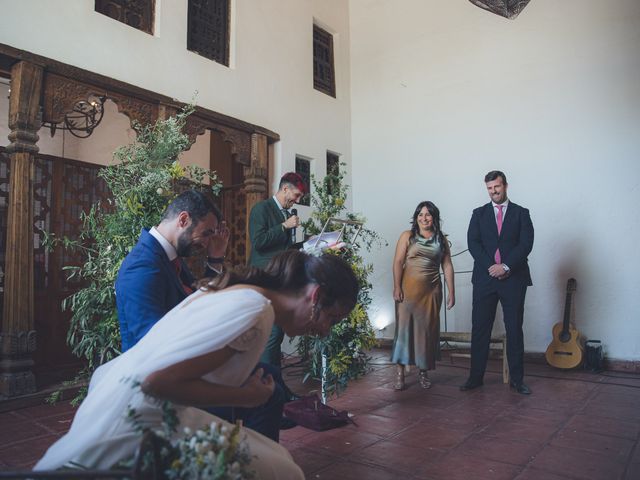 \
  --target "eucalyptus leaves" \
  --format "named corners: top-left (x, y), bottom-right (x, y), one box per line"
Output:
top-left (44, 106), bottom-right (221, 402)
top-left (296, 164), bottom-right (386, 397)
